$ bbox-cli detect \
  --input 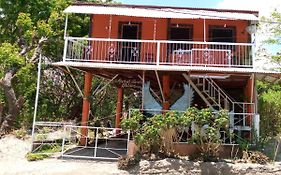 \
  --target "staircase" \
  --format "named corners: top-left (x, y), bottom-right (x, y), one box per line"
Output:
top-left (182, 73), bottom-right (256, 141)
top-left (182, 73), bottom-right (234, 111)
top-left (196, 77), bottom-right (233, 111)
